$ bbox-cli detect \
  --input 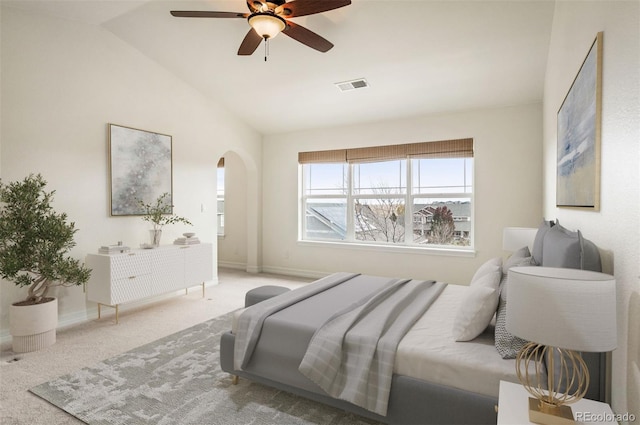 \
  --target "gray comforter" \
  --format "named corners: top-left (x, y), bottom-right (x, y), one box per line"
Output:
top-left (234, 272), bottom-right (446, 417)
top-left (299, 278), bottom-right (446, 415)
